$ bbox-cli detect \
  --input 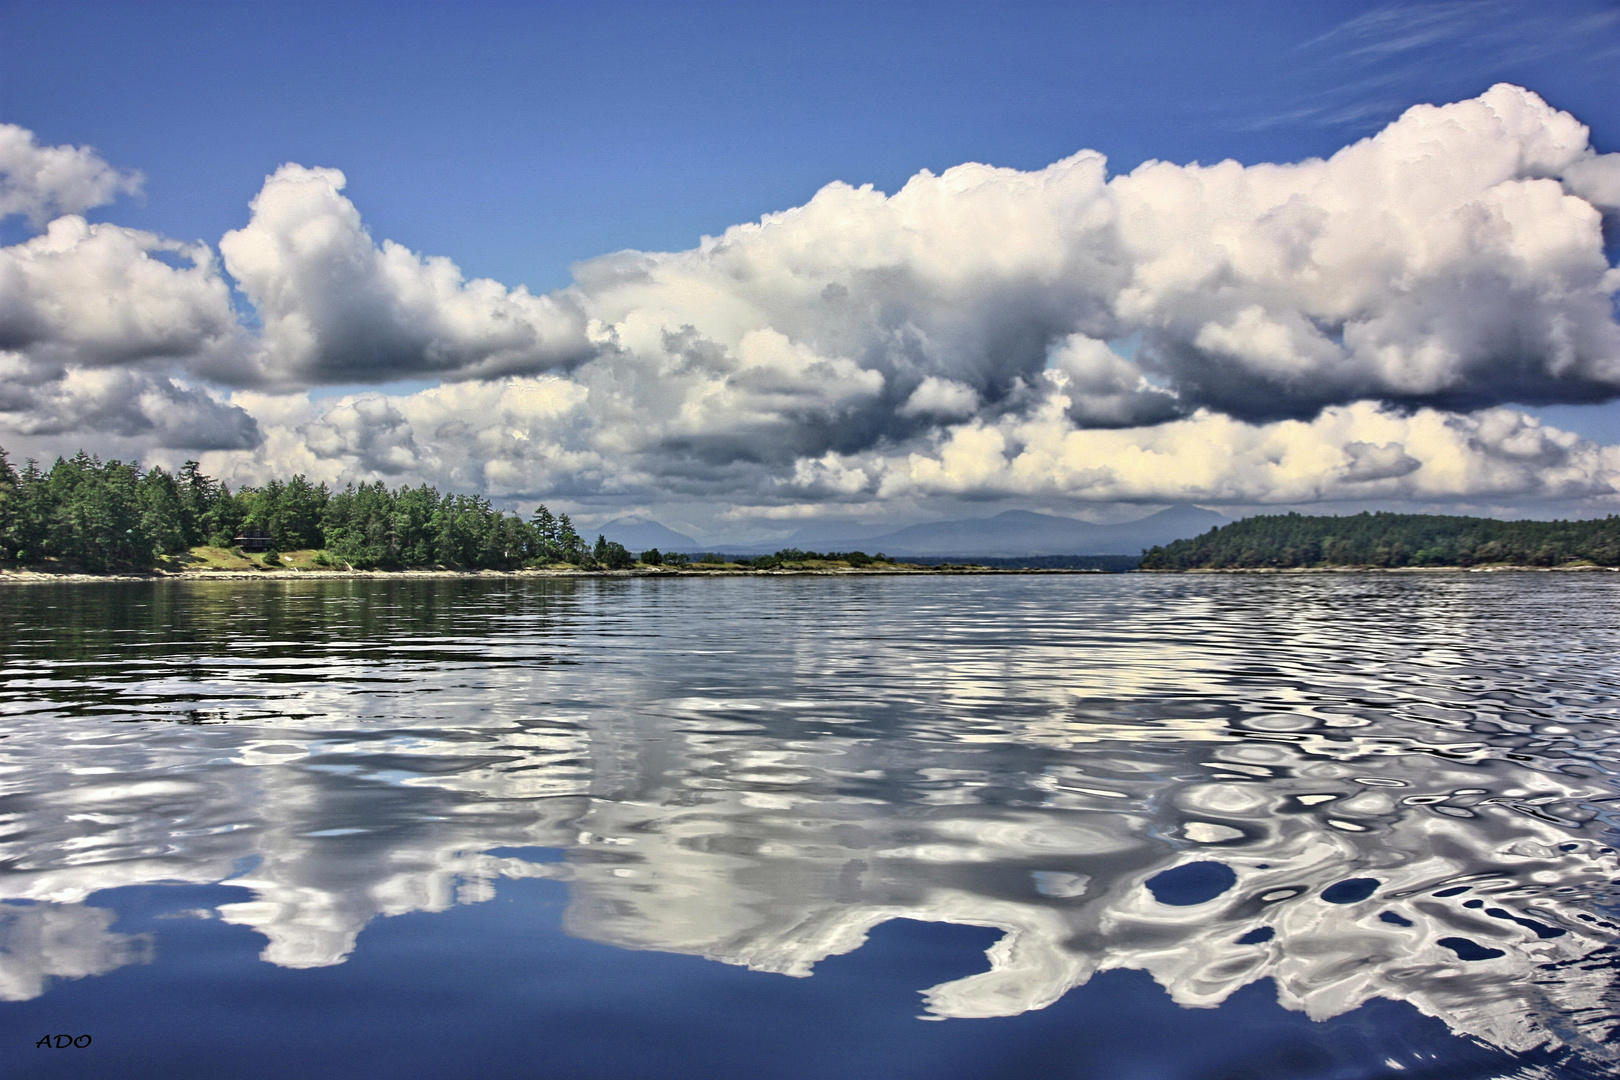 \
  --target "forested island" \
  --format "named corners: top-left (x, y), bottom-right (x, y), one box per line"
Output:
top-left (1140, 511), bottom-right (1620, 570)
top-left (12, 449), bottom-right (1614, 577)
top-left (0, 449), bottom-right (901, 574)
